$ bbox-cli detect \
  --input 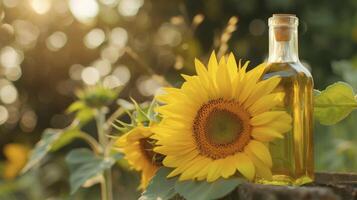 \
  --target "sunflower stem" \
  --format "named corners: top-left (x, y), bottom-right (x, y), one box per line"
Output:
top-left (96, 107), bottom-right (113, 200)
